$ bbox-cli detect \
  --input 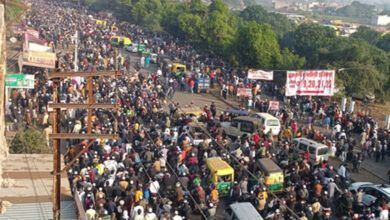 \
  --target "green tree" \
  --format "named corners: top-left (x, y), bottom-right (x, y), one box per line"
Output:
top-left (202, 2), bottom-right (237, 56)
top-left (209, 0), bottom-right (229, 14)
top-left (276, 48), bottom-right (306, 70)
top-left (284, 23), bottom-right (336, 67)
top-left (132, 0), bottom-right (164, 31)
top-left (10, 127), bottom-right (49, 154)
top-left (336, 1), bottom-right (375, 19)
top-left (351, 26), bottom-right (381, 45)
top-left (189, 0), bottom-right (208, 16)
top-left (233, 22), bottom-right (280, 69)
top-left (239, 5), bottom-right (294, 38)
top-left (377, 33), bottom-right (390, 52)
top-left (177, 13), bottom-right (204, 44)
